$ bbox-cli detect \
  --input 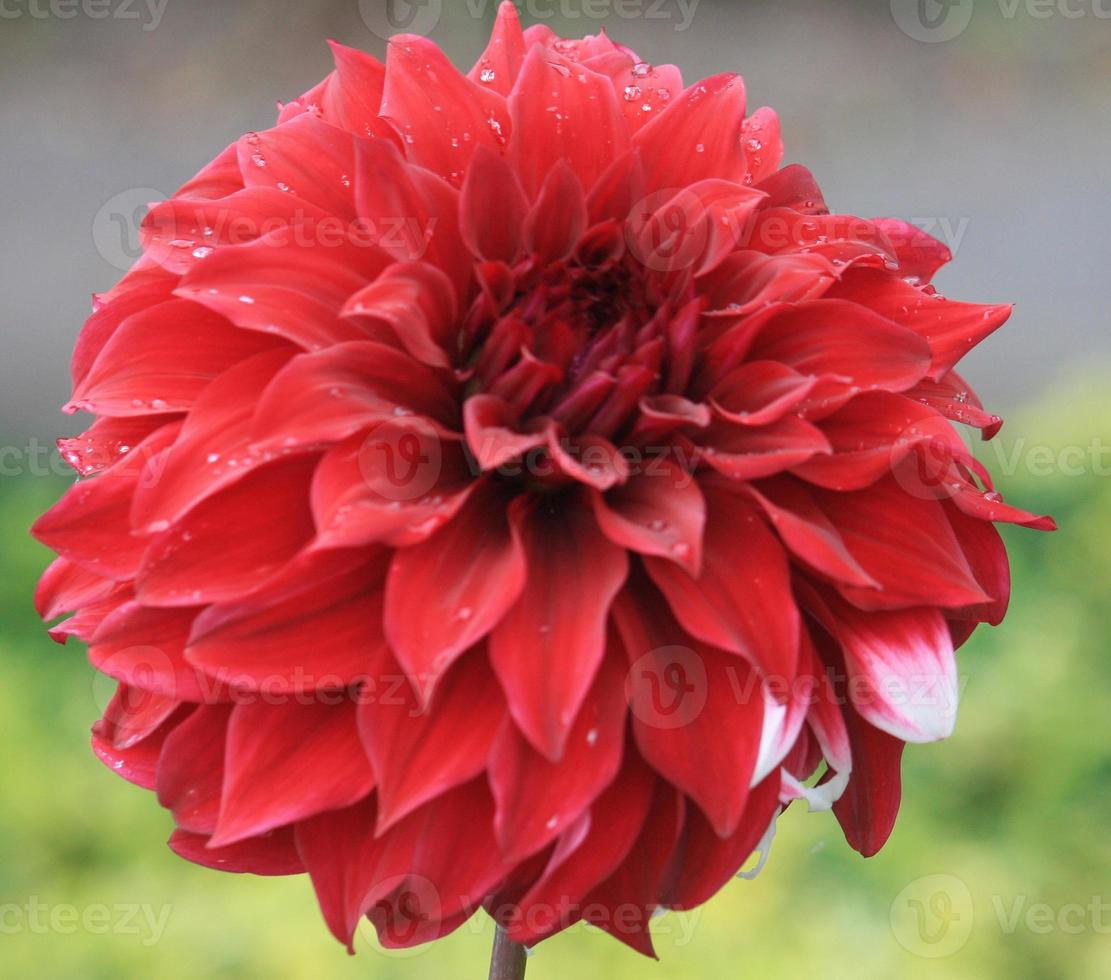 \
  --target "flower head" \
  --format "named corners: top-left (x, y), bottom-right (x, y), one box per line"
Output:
top-left (33, 2), bottom-right (1052, 957)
